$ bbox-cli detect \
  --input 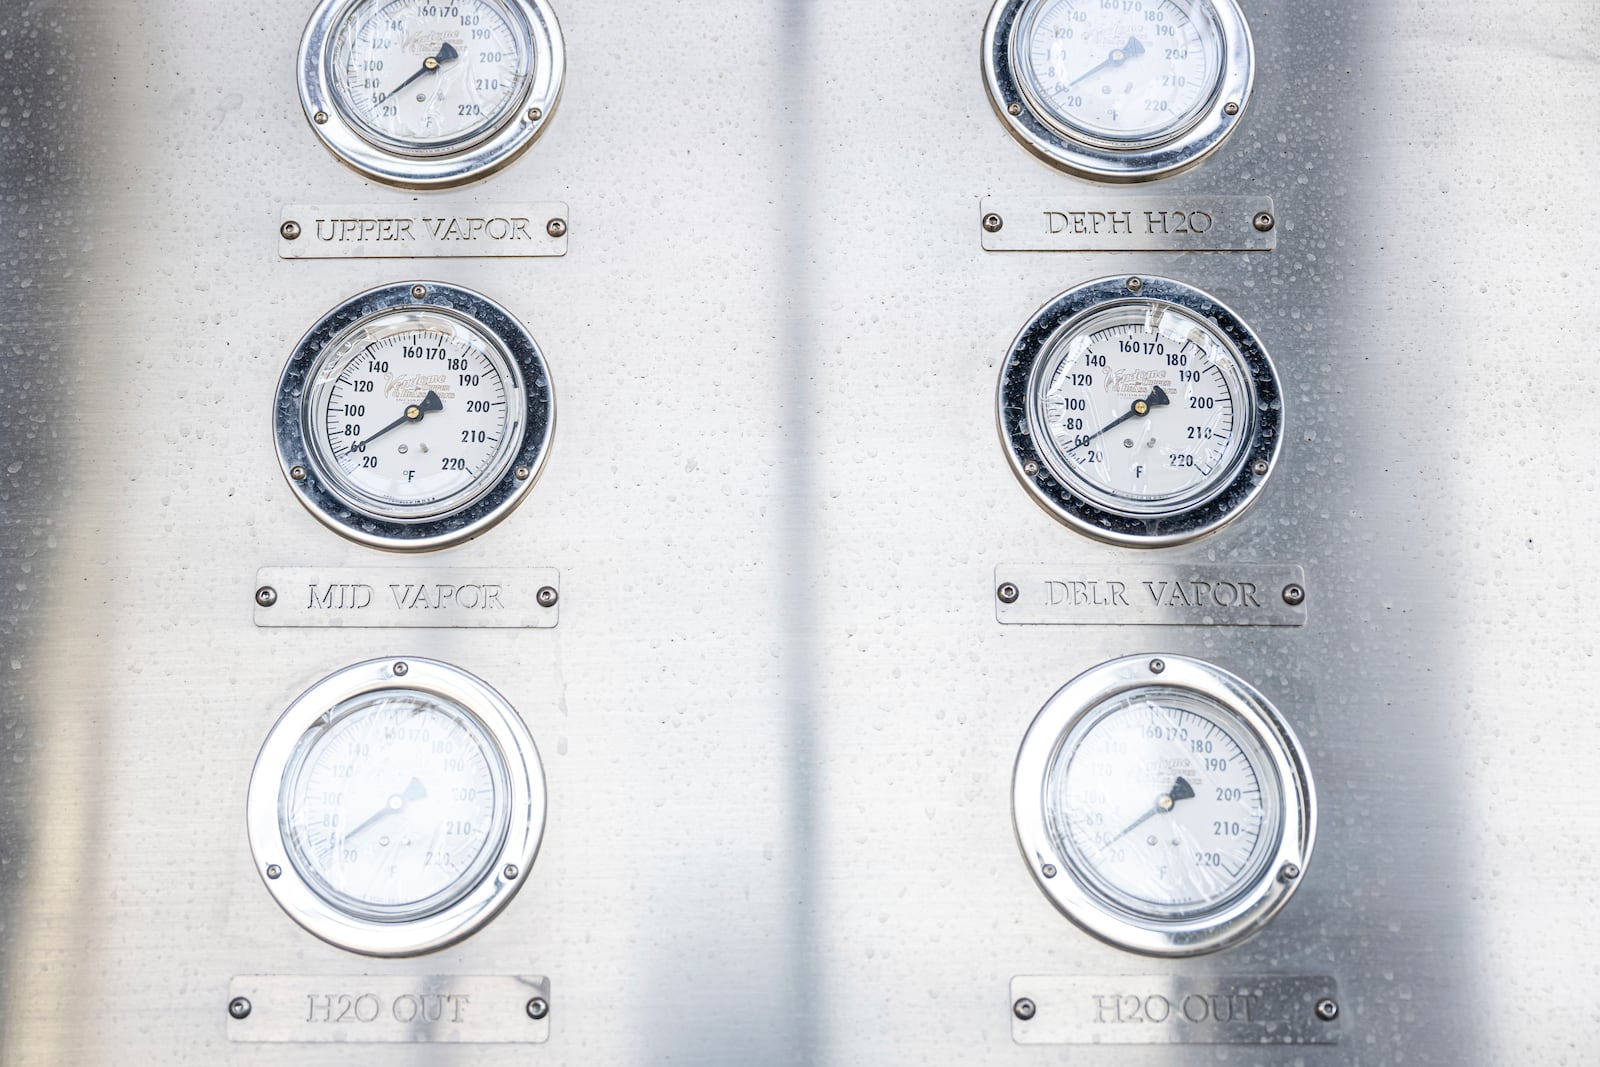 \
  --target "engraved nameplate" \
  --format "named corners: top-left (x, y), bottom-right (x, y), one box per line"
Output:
top-left (995, 564), bottom-right (1305, 626)
top-left (228, 975), bottom-right (550, 1044)
top-left (980, 196), bottom-right (1276, 252)
top-left (254, 567), bottom-right (559, 629)
top-left (1012, 975), bottom-right (1339, 1045)
top-left (280, 203), bottom-right (568, 259)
